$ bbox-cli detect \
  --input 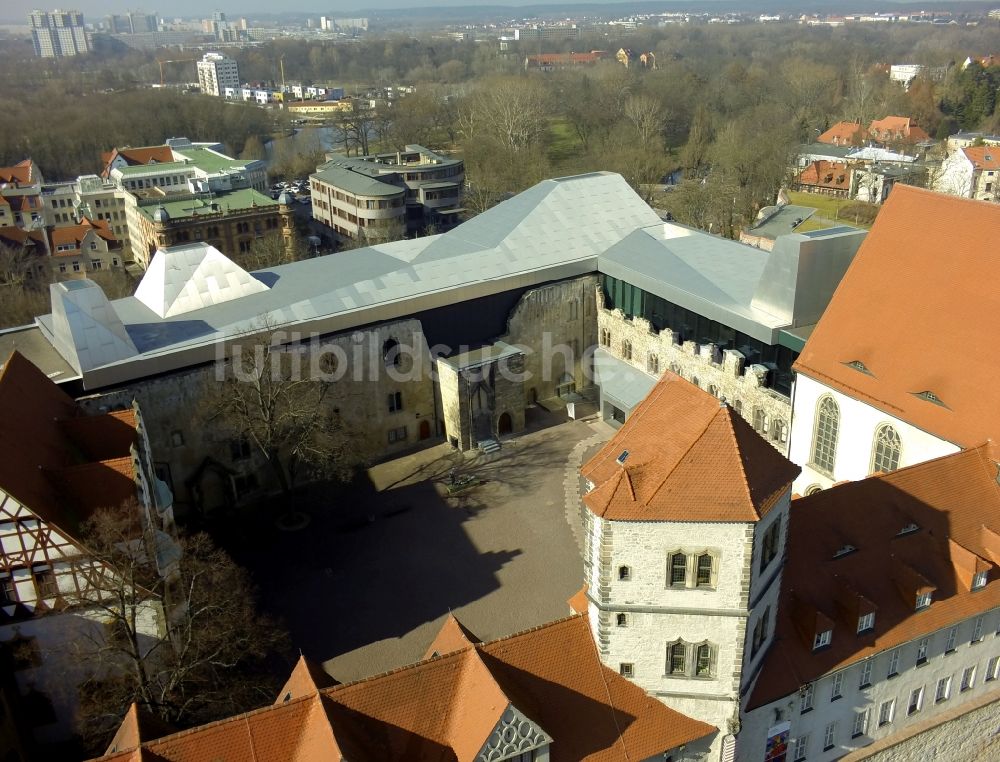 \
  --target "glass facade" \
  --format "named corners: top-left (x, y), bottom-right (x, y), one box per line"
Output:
top-left (600, 275), bottom-right (797, 395)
